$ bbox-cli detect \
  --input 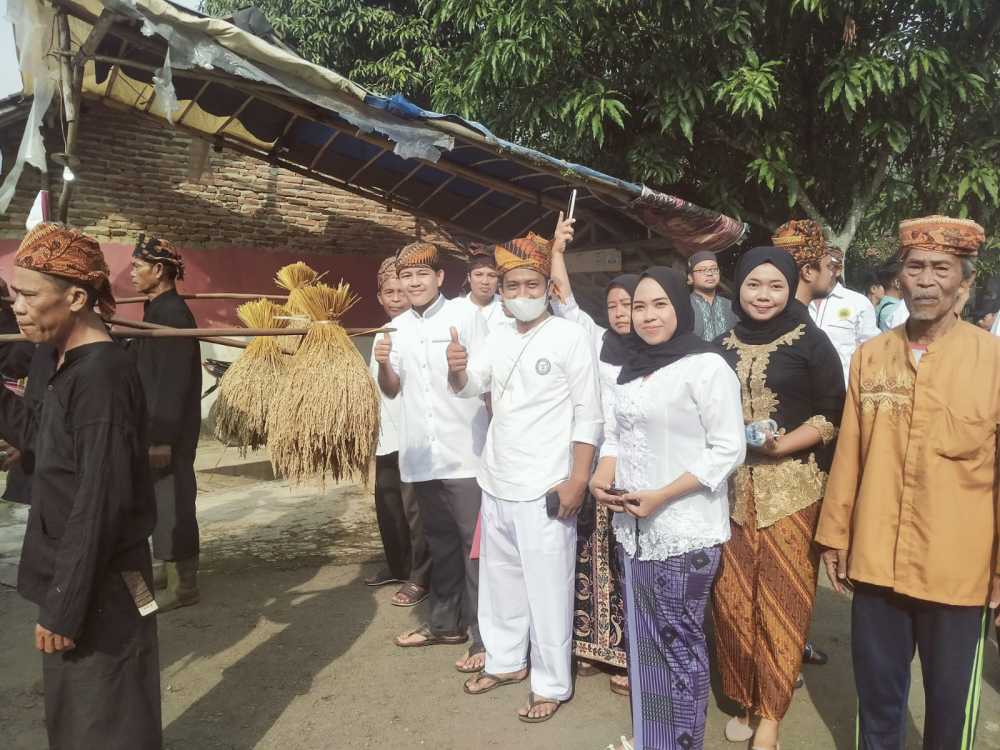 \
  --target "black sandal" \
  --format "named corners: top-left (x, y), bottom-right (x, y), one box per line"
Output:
top-left (365, 569), bottom-right (402, 587)
top-left (393, 625), bottom-right (468, 648)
